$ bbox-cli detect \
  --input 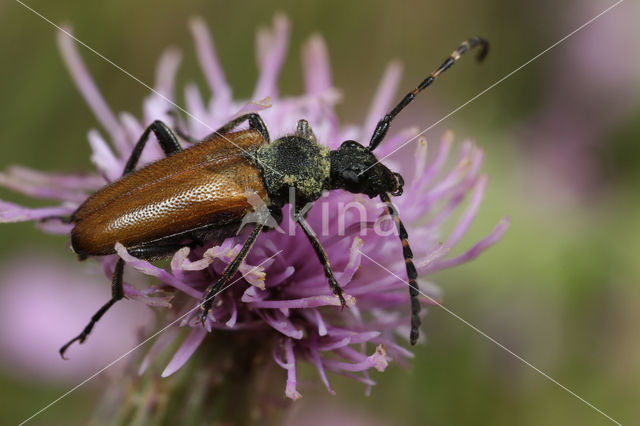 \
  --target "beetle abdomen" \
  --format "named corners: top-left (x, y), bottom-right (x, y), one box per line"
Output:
top-left (71, 130), bottom-right (268, 256)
